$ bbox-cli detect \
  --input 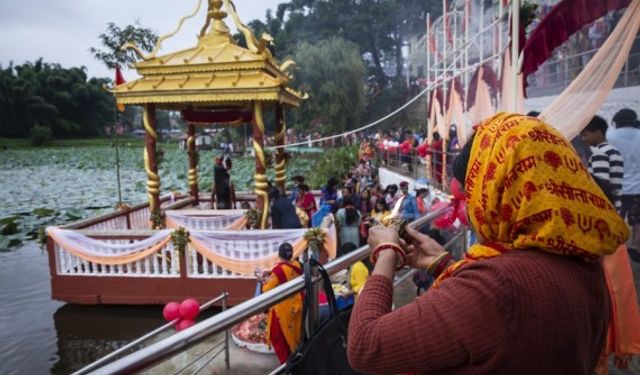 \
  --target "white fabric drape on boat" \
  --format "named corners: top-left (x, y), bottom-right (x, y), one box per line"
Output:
top-left (165, 210), bottom-right (245, 230)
